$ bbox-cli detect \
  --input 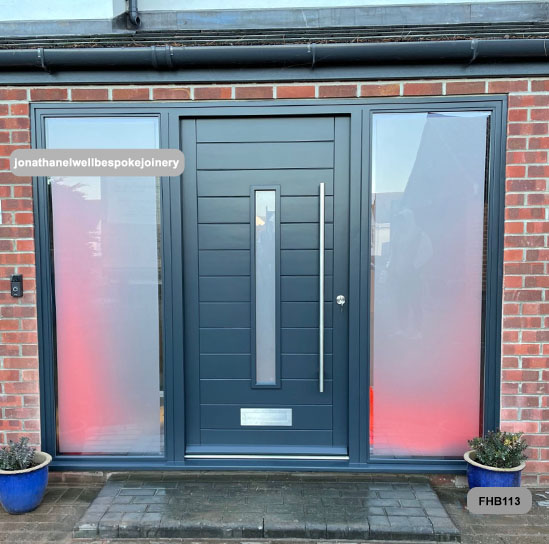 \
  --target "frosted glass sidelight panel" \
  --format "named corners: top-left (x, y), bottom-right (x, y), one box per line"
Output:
top-left (46, 117), bottom-right (164, 455)
top-left (255, 190), bottom-right (277, 385)
top-left (370, 111), bottom-right (489, 458)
